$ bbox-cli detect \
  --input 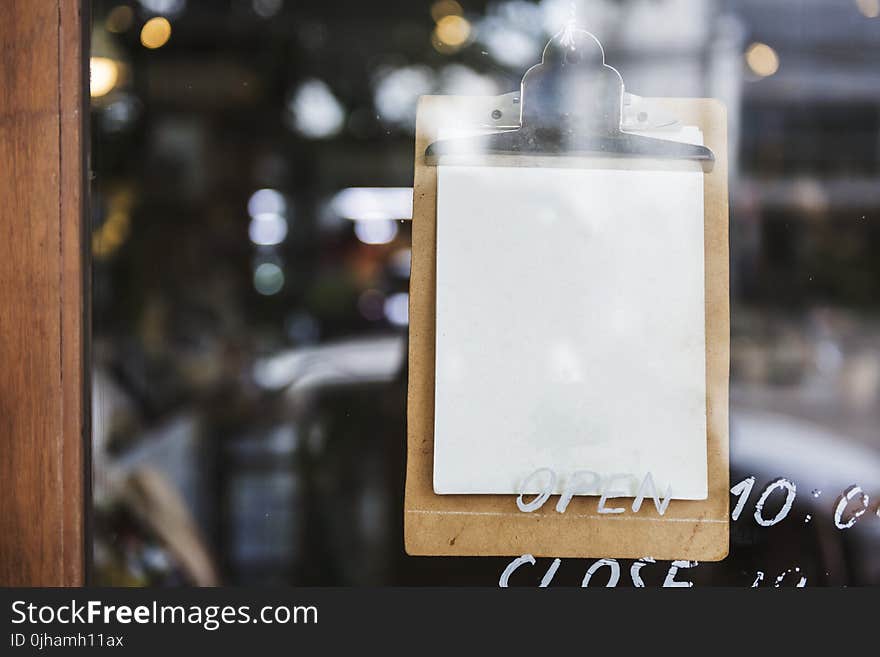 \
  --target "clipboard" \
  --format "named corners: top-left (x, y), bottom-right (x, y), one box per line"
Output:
top-left (404, 30), bottom-right (730, 561)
